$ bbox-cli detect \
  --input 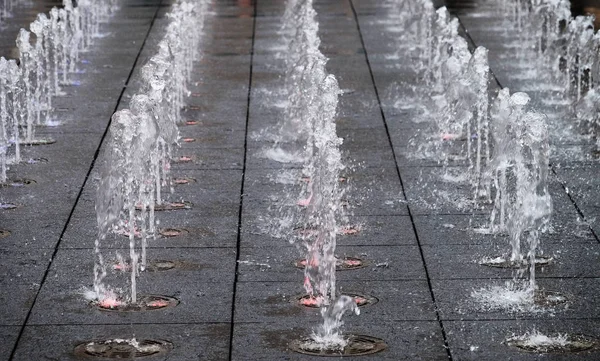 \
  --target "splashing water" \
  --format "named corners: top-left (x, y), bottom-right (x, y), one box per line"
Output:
top-left (0, 0), bottom-right (121, 183)
top-left (471, 281), bottom-right (539, 313)
top-left (93, 0), bottom-right (208, 305)
top-left (309, 295), bottom-right (360, 351)
top-left (485, 90), bottom-right (552, 291)
top-left (275, 0), bottom-right (355, 348)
